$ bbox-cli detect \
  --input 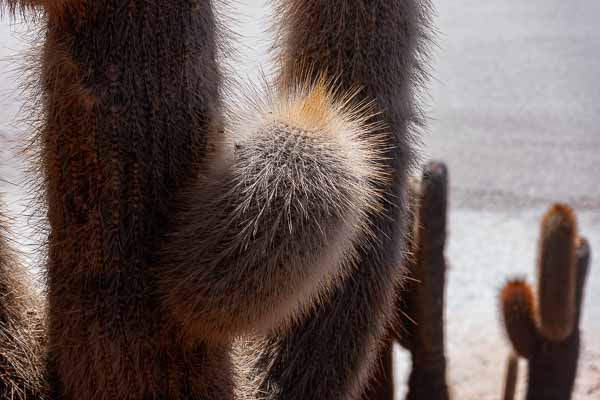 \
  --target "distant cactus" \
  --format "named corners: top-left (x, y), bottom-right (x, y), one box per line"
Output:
top-left (364, 160), bottom-right (450, 400)
top-left (502, 353), bottom-right (519, 400)
top-left (397, 160), bottom-right (450, 400)
top-left (0, 200), bottom-right (46, 400)
top-left (0, 0), bottom-right (433, 398)
top-left (500, 204), bottom-right (591, 400)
